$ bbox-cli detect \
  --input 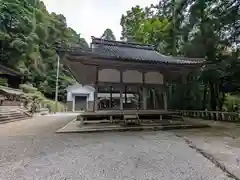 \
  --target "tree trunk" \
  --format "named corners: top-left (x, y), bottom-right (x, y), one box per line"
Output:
top-left (209, 81), bottom-right (217, 111)
top-left (219, 92), bottom-right (225, 111)
top-left (202, 83), bottom-right (208, 110)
